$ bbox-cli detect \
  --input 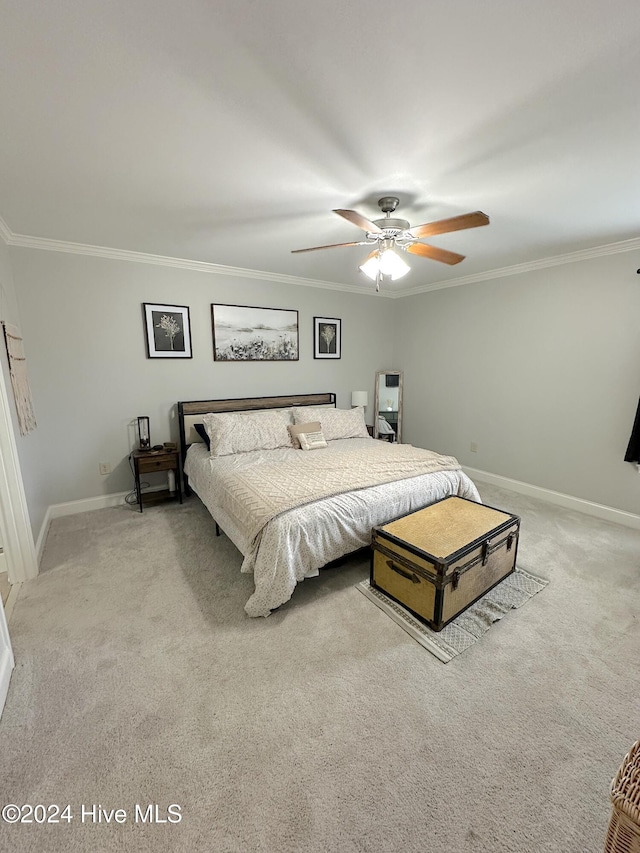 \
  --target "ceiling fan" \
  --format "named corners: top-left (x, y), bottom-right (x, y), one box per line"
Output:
top-left (292, 196), bottom-right (489, 290)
